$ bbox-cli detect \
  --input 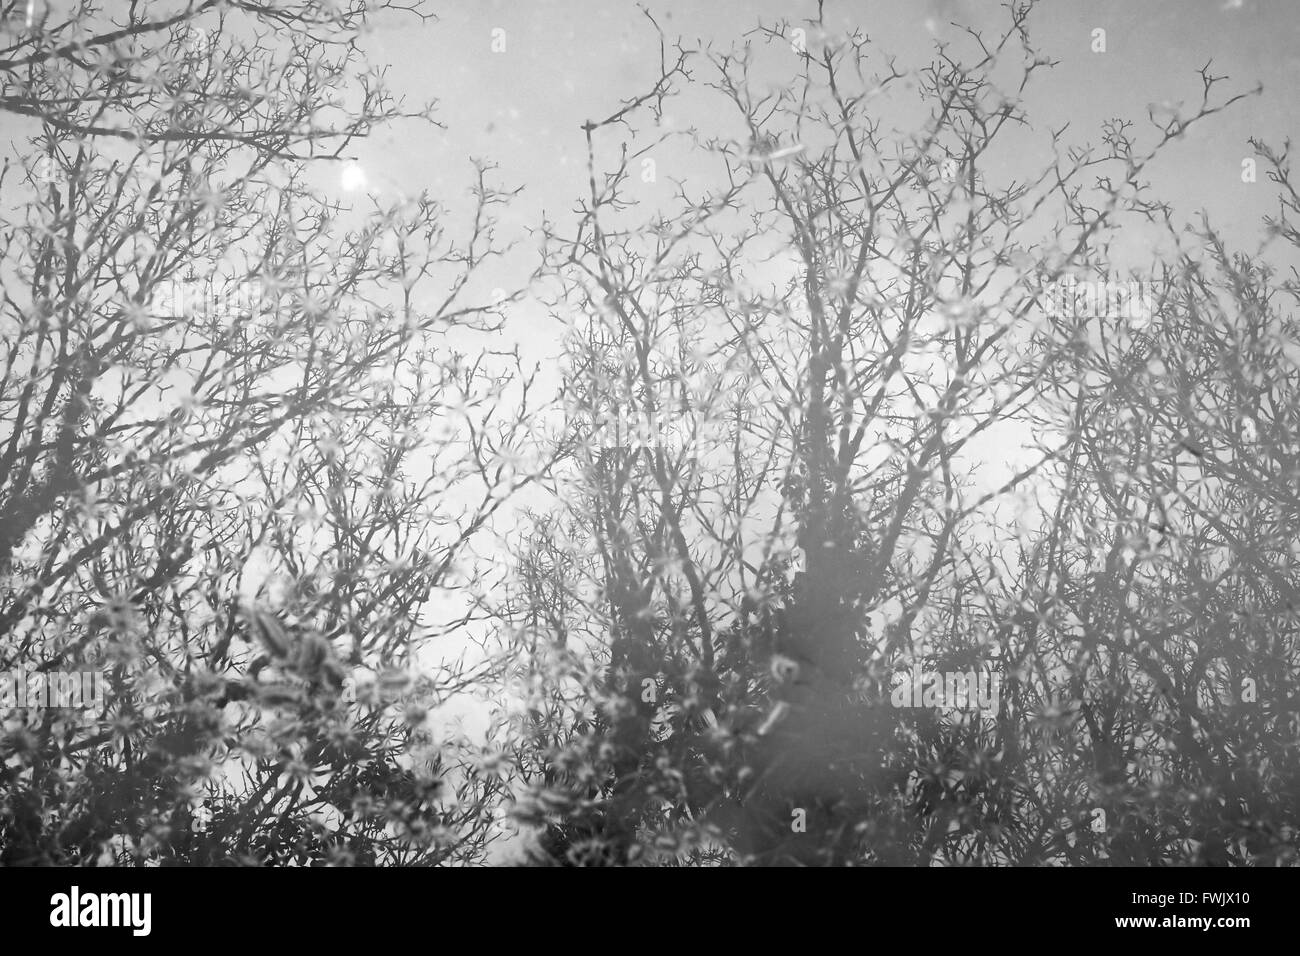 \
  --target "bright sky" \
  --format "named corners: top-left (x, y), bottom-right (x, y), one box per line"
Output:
top-left (352, 0), bottom-right (1298, 259)
top-left (329, 0), bottom-right (1300, 503)
top-left (341, 0), bottom-right (1300, 515)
